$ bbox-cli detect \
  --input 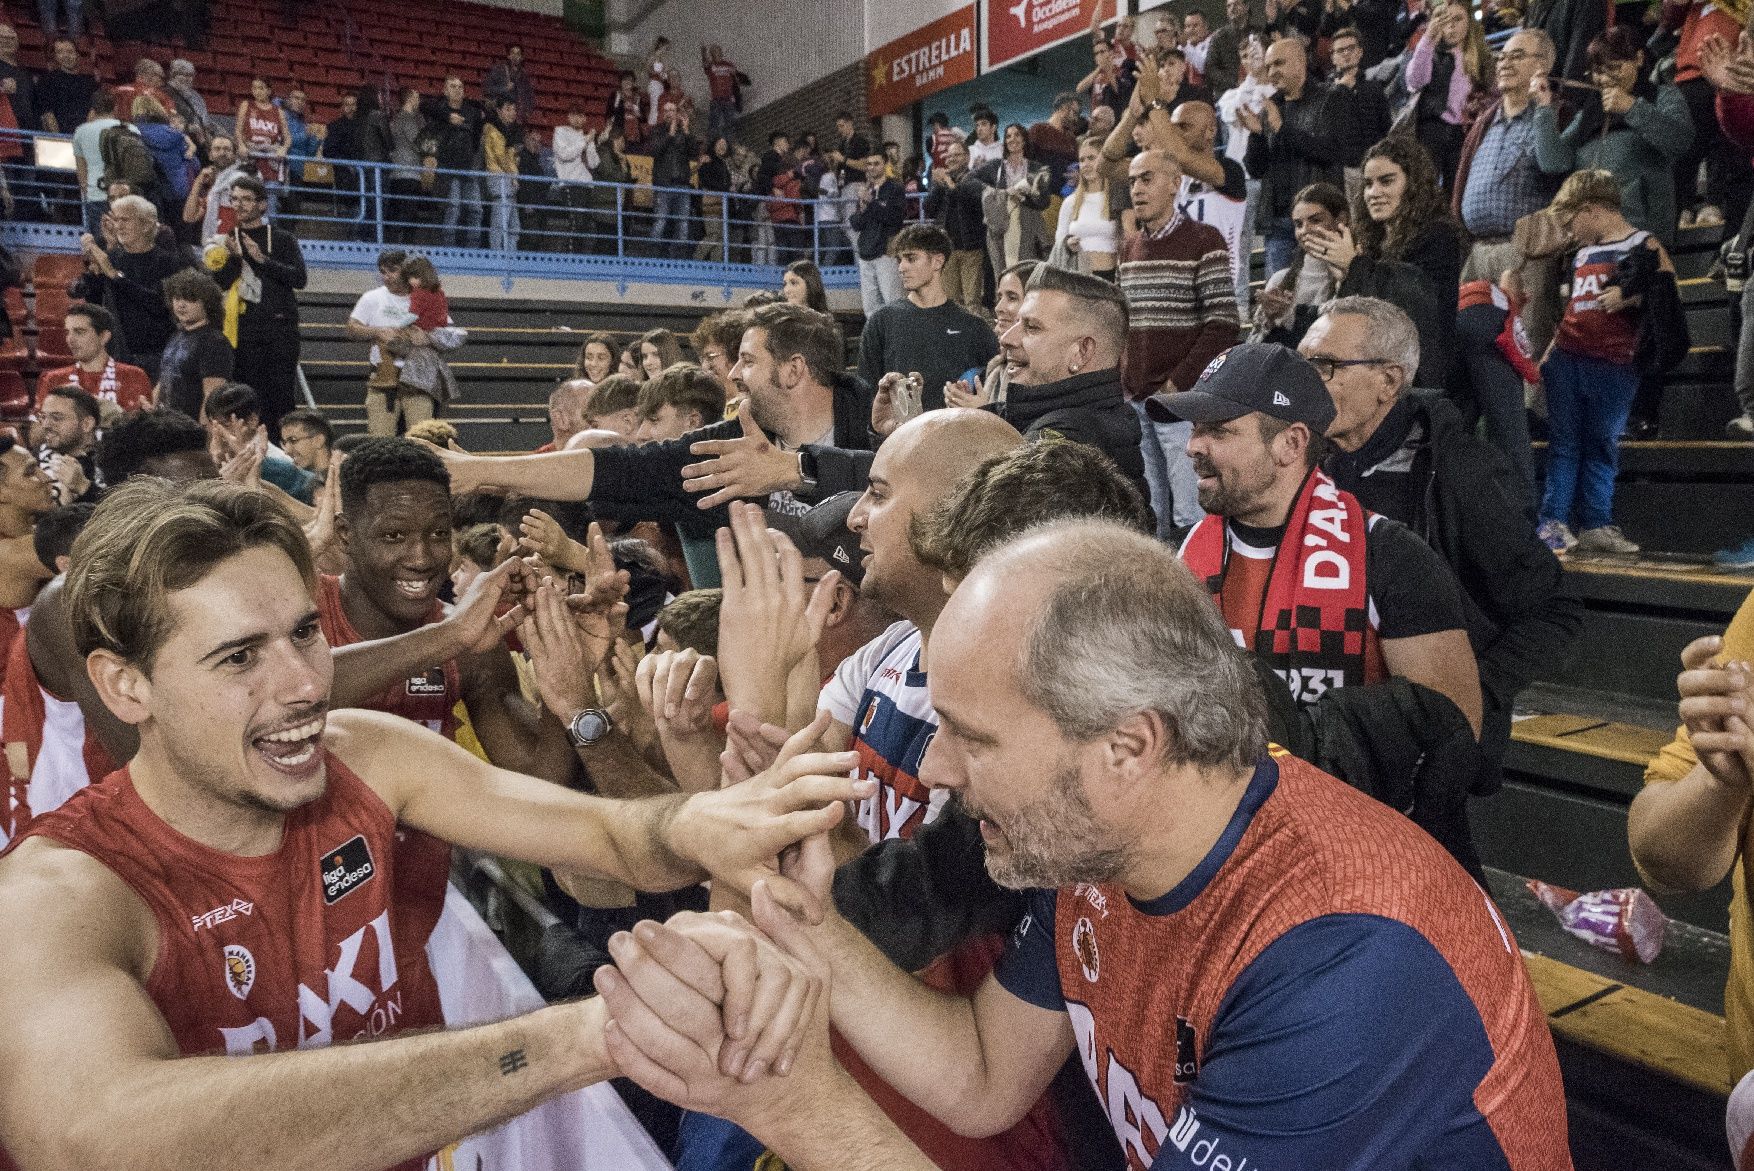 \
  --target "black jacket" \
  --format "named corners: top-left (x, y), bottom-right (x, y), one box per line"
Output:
top-left (848, 178), bottom-right (907, 261)
top-left (212, 222), bottom-right (307, 332)
top-left (1337, 219), bottom-right (1463, 388)
top-left (593, 372), bottom-right (875, 535)
top-left (991, 369), bottom-right (1147, 501)
top-left (1243, 83), bottom-right (1345, 219)
top-left (649, 125), bottom-right (699, 188)
top-left (421, 97), bottom-right (484, 170)
top-left (924, 169), bottom-right (987, 252)
top-left (1325, 391), bottom-right (1582, 790)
